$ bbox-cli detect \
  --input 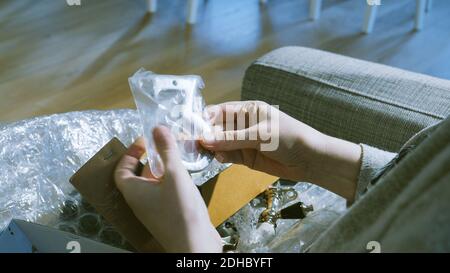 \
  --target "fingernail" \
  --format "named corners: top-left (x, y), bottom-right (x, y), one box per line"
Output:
top-left (216, 153), bottom-right (224, 162)
top-left (202, 130), bottom-right (215, 144)
top-left (208, 110), bottom-right (216, 120)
